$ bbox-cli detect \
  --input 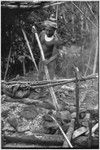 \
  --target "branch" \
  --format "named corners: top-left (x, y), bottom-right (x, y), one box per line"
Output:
top-left (63, 119), bottom-right (75, 147)
top-left (2, 73), bottom-right (98, 89)
top-left (43, 2), bottom-right (66, 8)
top-left (93, 40), bottom-right (98, 74)
top-left (72, 2), bottom-right (98, 29)
top-left (86, 2), bottom-right (98, 22)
